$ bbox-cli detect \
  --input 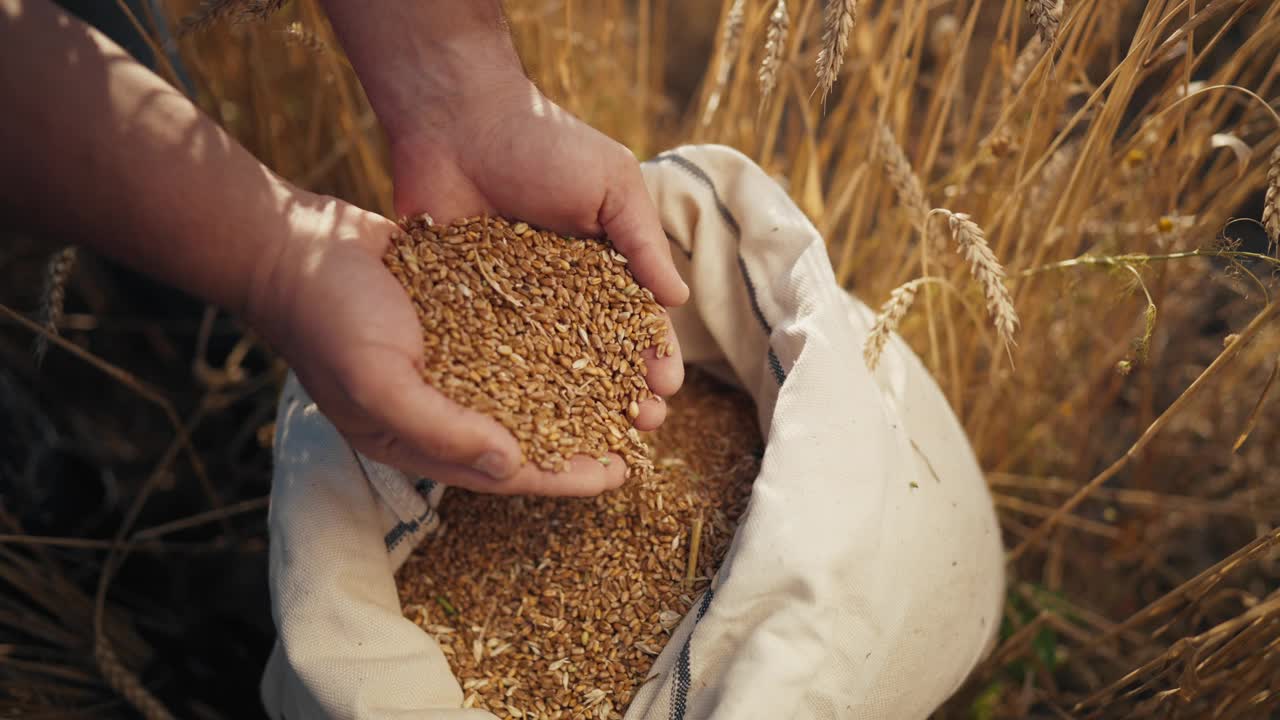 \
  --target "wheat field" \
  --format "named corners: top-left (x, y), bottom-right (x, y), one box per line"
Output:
top-left (2, 0), bottom-right (1279, 718)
